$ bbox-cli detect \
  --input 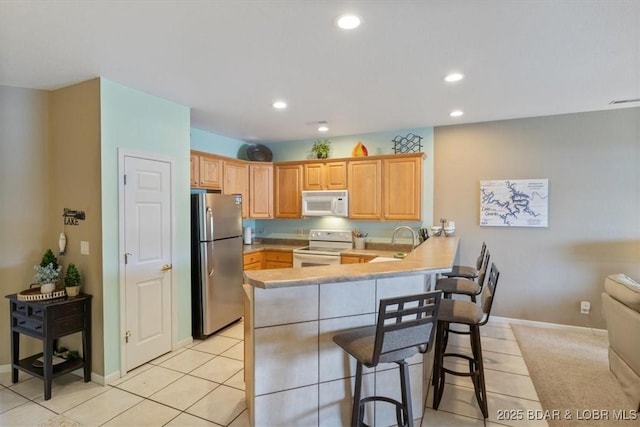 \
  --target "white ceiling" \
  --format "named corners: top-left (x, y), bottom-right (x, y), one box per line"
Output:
top-left (1, 1), bottom-right (638, 143)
